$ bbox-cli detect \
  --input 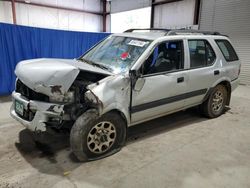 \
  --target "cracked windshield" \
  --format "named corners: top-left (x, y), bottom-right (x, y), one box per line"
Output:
top-left (81, 36), bottom-right (151, 74)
